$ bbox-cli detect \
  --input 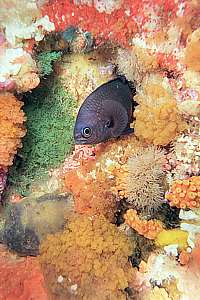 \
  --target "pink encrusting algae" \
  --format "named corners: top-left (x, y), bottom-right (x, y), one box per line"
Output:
top-left (41, 0), bottom-right (180, 48)
top-left (0, 245), bottom-right (48, 300)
